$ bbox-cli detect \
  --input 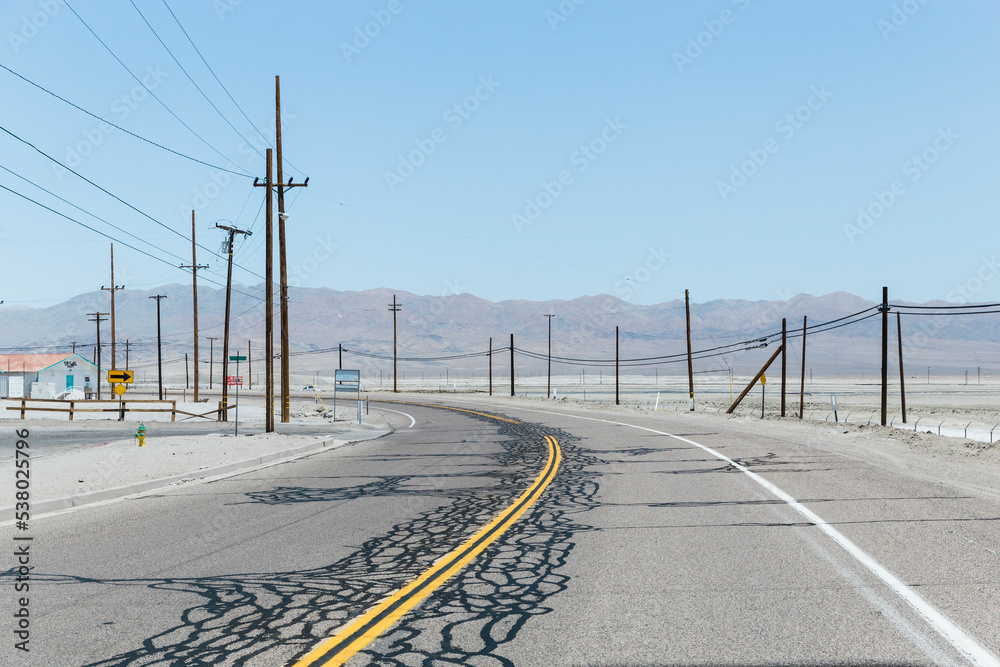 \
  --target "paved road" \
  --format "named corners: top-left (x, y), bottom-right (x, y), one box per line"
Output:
top-left (4, 396), bottom-right (999, 665)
